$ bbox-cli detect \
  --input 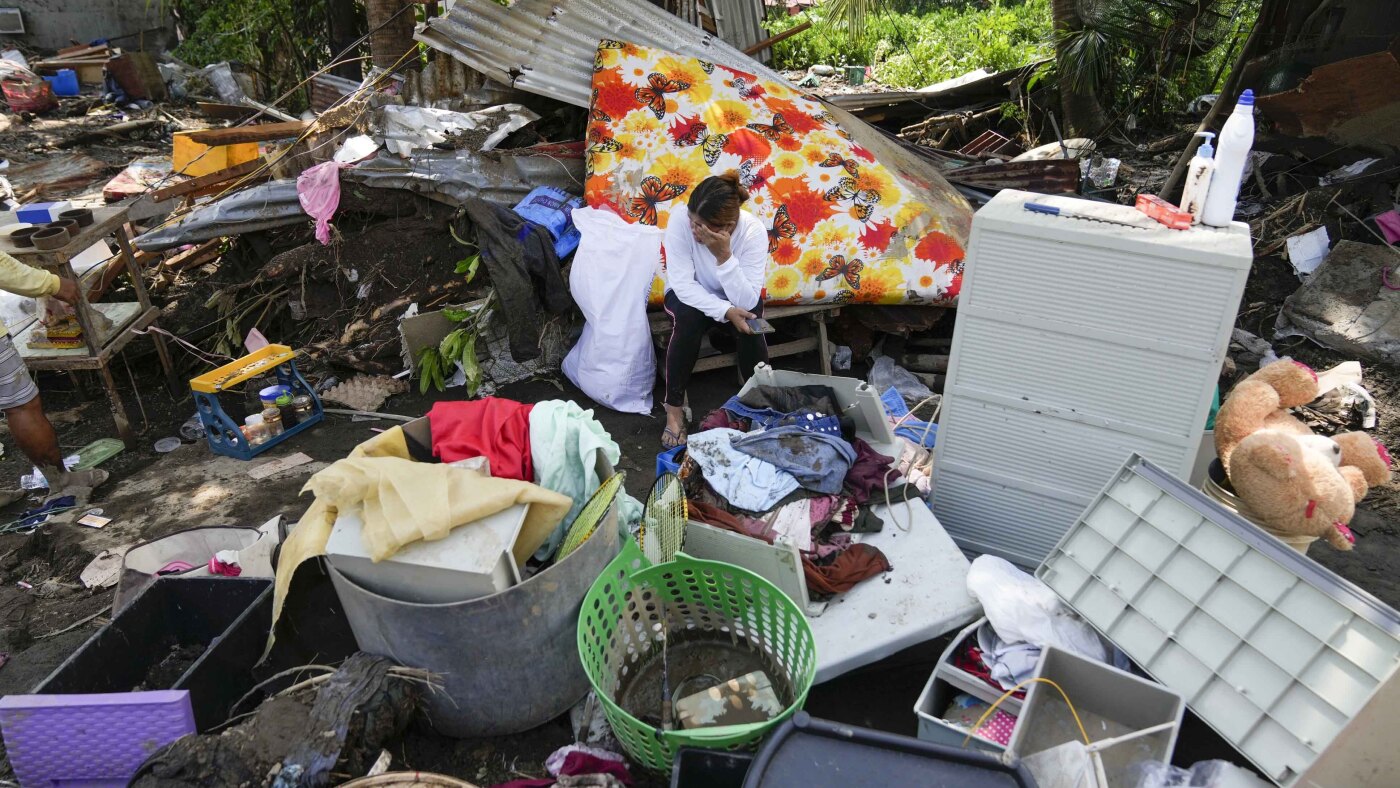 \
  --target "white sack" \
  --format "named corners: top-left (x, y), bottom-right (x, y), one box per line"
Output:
top-left (563, 207), bottom-right (662, 415)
